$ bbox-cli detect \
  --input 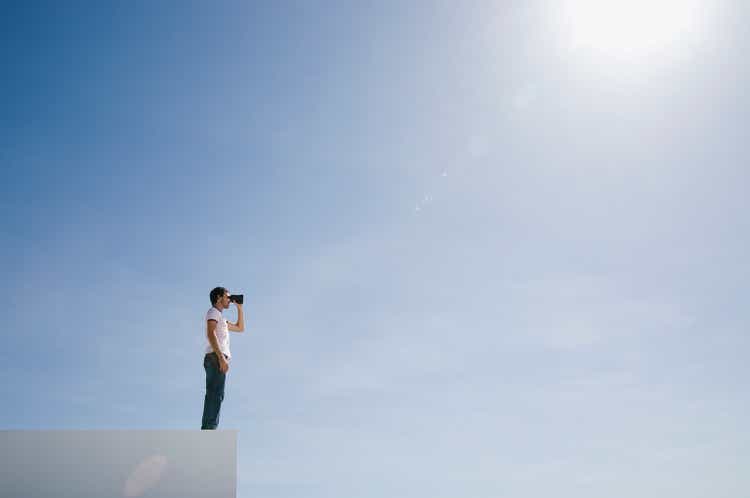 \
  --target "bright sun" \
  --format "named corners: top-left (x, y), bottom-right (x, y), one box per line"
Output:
top-left (556, 0), bottom-right (707, 62)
